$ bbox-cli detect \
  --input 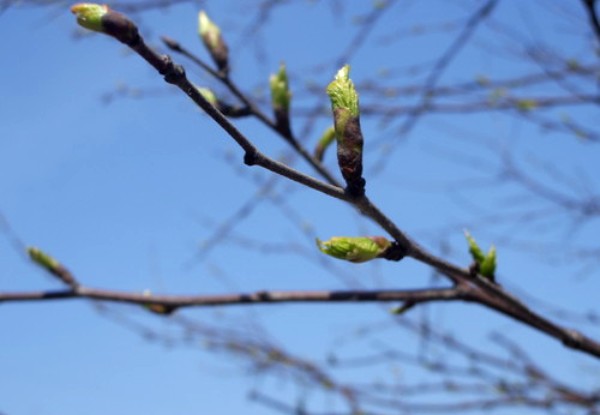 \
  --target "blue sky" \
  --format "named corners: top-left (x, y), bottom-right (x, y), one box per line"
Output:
top-left (2, 1), bottom-right (600, 414)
